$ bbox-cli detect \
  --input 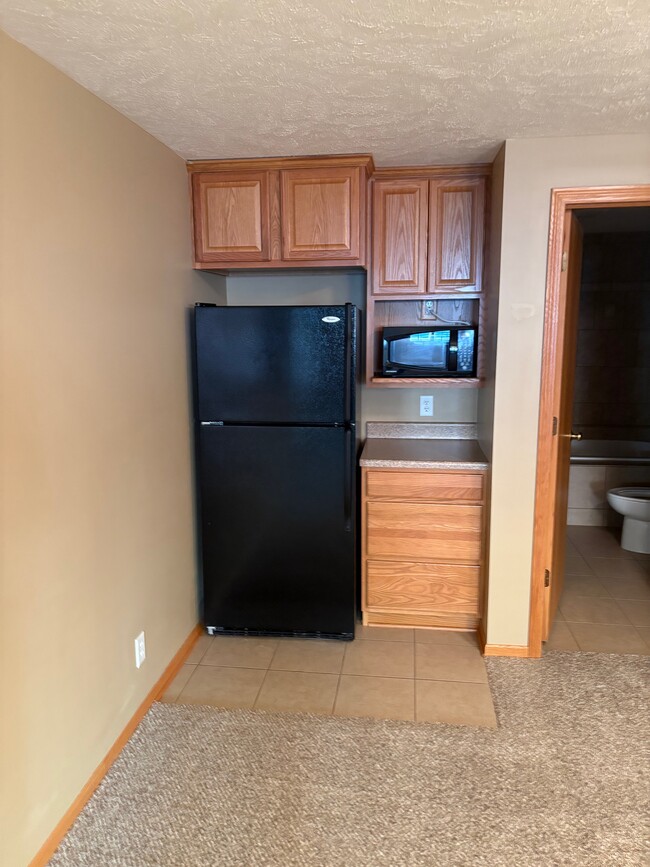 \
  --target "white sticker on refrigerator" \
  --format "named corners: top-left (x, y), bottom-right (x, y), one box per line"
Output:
top-left (322, 316), bottom-right (341, 323)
